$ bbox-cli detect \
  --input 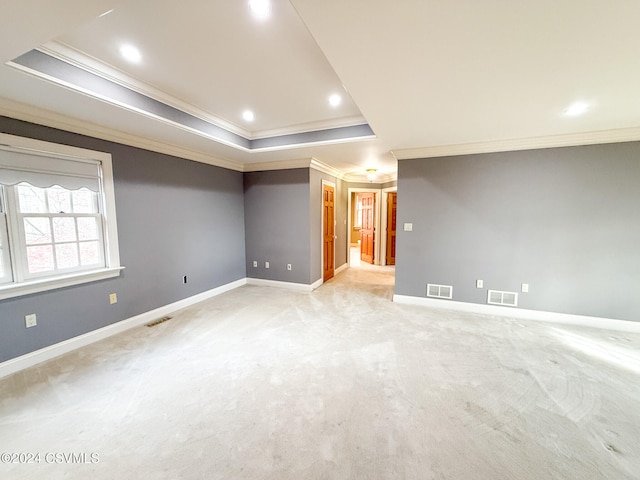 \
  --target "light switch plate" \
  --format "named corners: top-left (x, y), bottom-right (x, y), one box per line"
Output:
top-left (403, 223), bottom-right (413, 232)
